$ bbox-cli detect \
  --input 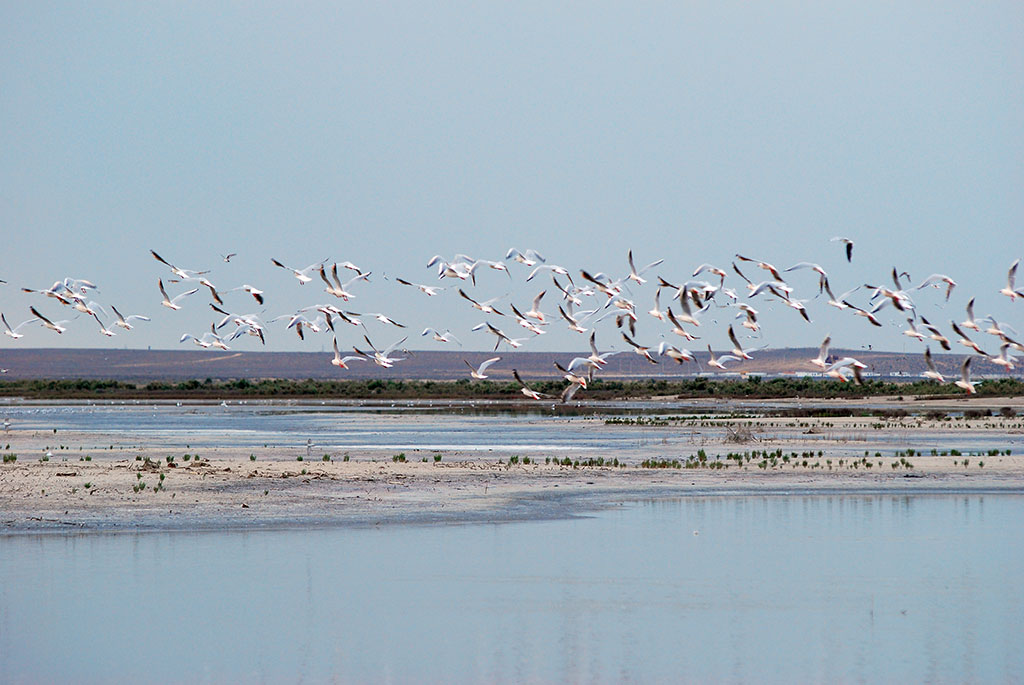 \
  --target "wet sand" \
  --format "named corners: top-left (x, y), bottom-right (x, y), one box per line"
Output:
top-left (2, 401), bottom-right (1023, 531)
